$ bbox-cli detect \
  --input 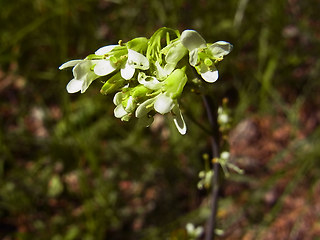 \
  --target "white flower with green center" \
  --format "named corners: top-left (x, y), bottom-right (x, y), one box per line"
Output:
top-left (93, 42), bottom-right (149, 81)
top-left (113, 85), bottom-right (151, 121)
top-left (59, 44), bottom-right (120, 93)
top-left (59, 59), bottom-right (101, 93)
top-left (120, 49), bottom-right (149, 80)
top-left (180, 30), bottom-right (232, 83)
top-left (113, 92), bottom-right (133, 121)
top-left (59, 27), bottom-right (233, 135)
